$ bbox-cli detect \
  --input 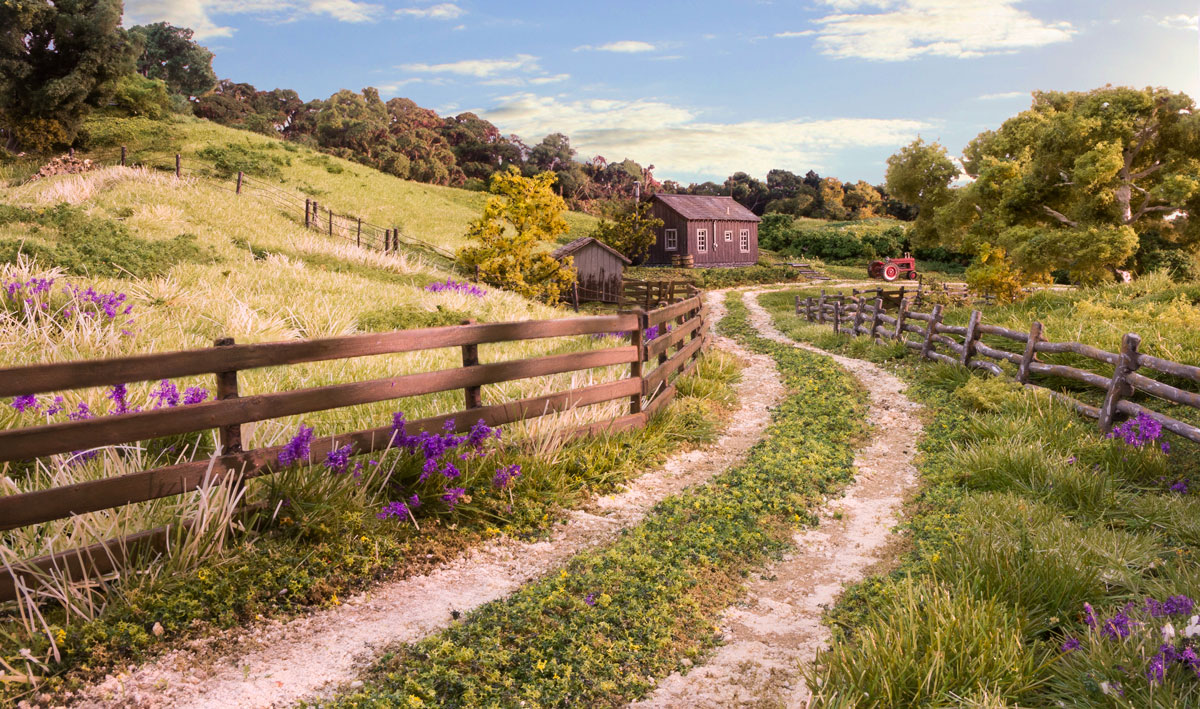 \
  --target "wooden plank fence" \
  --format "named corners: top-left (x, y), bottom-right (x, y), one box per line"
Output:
top-left (0, 296), bottom-right (710, 602)
top-left (796, 295), bottom-right (1200, 444)
top-left (620, 279), bottom-right (699, 310)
